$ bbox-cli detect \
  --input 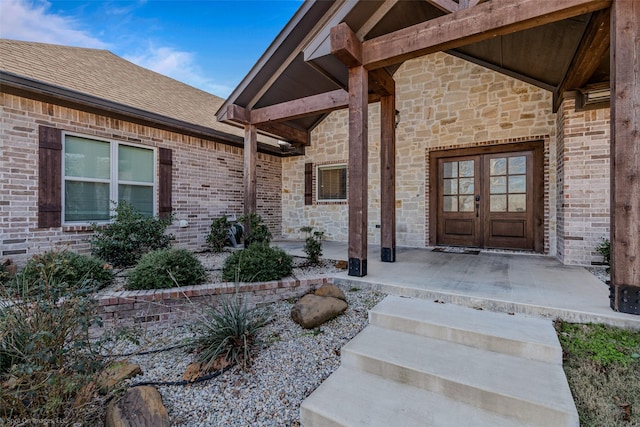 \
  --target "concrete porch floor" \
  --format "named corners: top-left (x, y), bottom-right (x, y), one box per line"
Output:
top-left (274, 240), bottom-right (640, 329)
